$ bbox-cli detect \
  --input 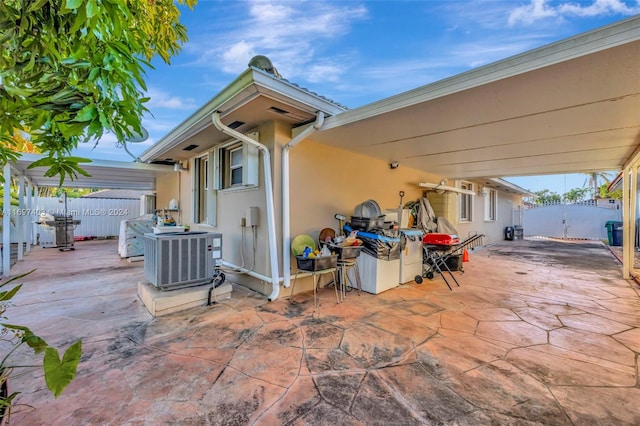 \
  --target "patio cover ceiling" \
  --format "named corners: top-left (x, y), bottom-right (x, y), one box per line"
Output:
top-left (11, 153), bottom-right (172, 190)
top-left (310, 16), bottom-right (640, 180)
